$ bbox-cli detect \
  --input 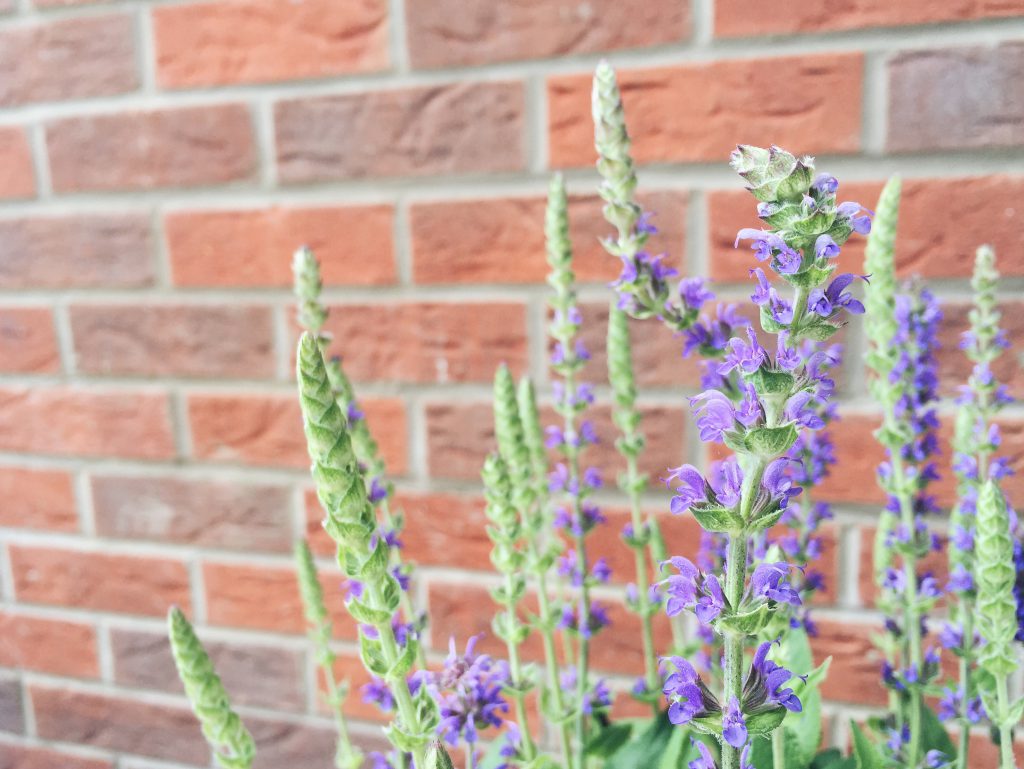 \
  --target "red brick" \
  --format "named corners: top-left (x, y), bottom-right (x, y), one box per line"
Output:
top-left (323, 652), bottom-right (389, 723)
top-left (188, 393), bottom-right (407, 472)
top-left (0, 610), bottom-right (99, 678)
top-left (0, 307), bottom-right (59, 373)
top-left (0, 744), bottom-right (112, 769)
top-left (406, 0), bottom-right (687, 68)
top-left (411, 190), bottom-right (686, 285)
top-left (155, 0), bottom-right (388, 87)
top-left (0, 127), bottom-right (35, 200)
top-left (111, 626), bottom-right (306, 711)
top-left (0, 387), bottom-right (174, 460)
top-left (0, 214), bottom-right (153, 289)
top-left (937, 301), bottom-right (1024, 399)
top-left (859, 526), bottom-right (950, 609)
top-left (888, 43), bottom-right (1024, 153)
top-left (548, 54), bottom-right (863, 168)
top-left (47, 104), bottom-right (256, 193)
top-left (0, 467), bottom-right (76, 532)
top-left (708, 180), bottom-right (881, 282)
top-left (396, 490), bottom-right (492, 571)
top-left (425, 401), bottom-right (686, 482)
top-left (166, 205), bottom-right (396, 288)
top-left (92, 475), bottom-right (292, 552)
top-left (31, 686), bottom-right (209, 765)
top-left (10, 546), bottom-right (190, 616)
top-left (0, 14), bottom-right (137, 107)
top-left (814, 412), bottom-right (886, 506)
top-left (275, 82), bottom-right (525, 183)
top-left (716, 0), bottom-right (1024, 37)
top-left (202, 561), bottom-right (354, 638)
top-left (0, 675), bottom-right (24, 734)
top-left (320, 301), bottom-right (528, 384)
top-left (70, 304), bottom-right (275, 378)
top-left (812, 619), bottom-right (887, 706)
